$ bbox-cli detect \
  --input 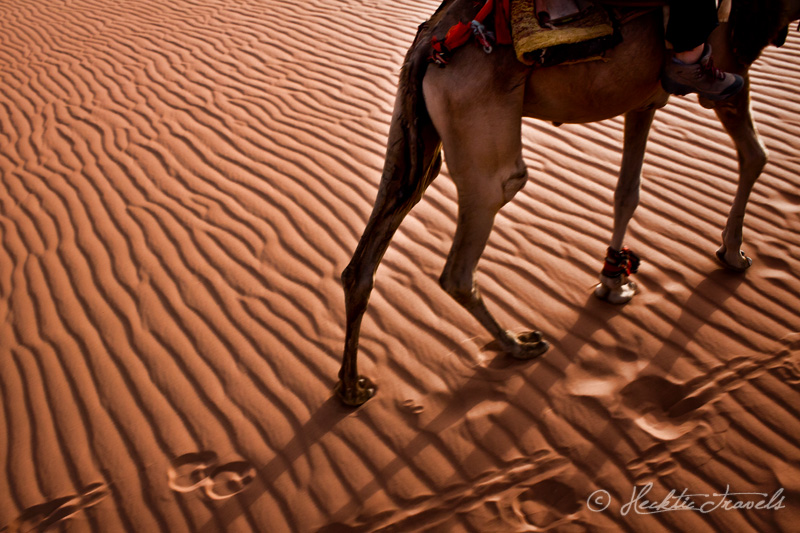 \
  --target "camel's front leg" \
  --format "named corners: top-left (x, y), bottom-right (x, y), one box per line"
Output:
top-left (337, 40), bottom-right (444, 406)
top-left (595, 107), bottom-right (656, 304)
top-left (713, 86), bottom-right (766, 271)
